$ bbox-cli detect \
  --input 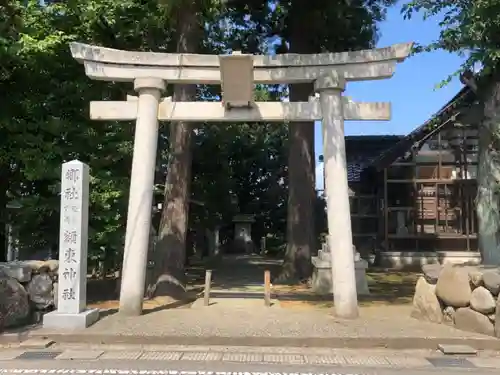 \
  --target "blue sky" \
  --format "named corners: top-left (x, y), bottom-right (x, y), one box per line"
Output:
top-left (315, 4), bottom-right (466, 189)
